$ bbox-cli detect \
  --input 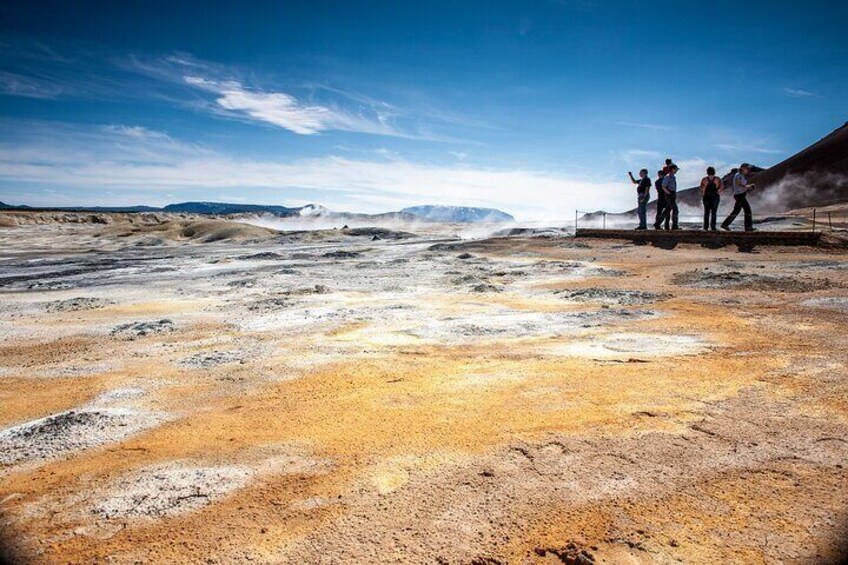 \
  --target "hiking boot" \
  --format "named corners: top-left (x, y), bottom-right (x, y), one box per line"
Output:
top-left (745, 227), bottom-right (757, 232)
top-left (721, 225), bottom-right (731, 231)
top-left (635, 226), bottom-right (646, 230)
